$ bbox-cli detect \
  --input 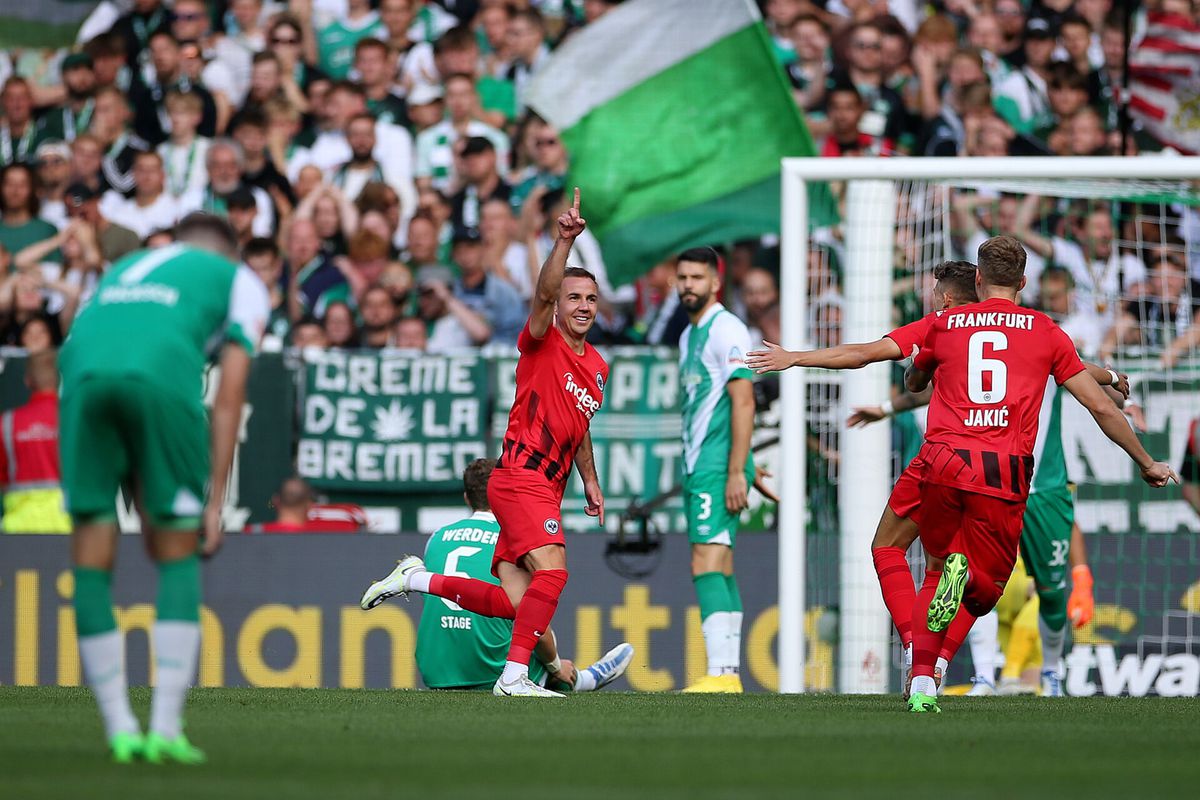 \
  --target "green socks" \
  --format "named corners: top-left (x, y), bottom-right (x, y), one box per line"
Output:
top-left (74, 566), bottom-right (117, 636)
top-left (156, 554), bottom-right (201, 622)
top-left (693, 572), bottom-right (731, 620)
